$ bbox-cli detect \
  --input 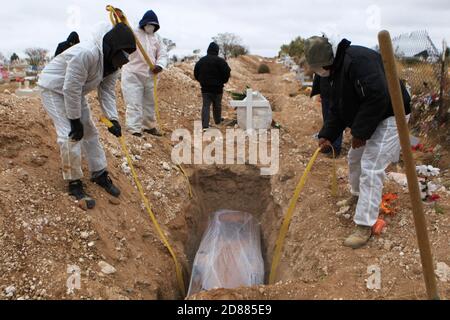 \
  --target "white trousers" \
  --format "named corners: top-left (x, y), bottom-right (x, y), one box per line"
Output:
top-left (121, 72), bottom-right (157, 134)
top-left (40, 89), bottom-right (107, 181)
top-left (348, 116), bottom-right (404, 227)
